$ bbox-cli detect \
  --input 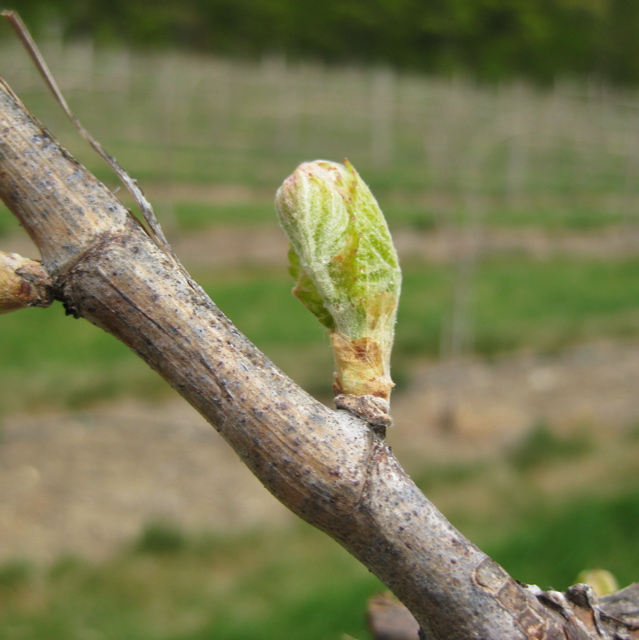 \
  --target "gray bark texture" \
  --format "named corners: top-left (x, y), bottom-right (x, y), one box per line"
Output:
top-left (1, 77), bottom-right (638, 640)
